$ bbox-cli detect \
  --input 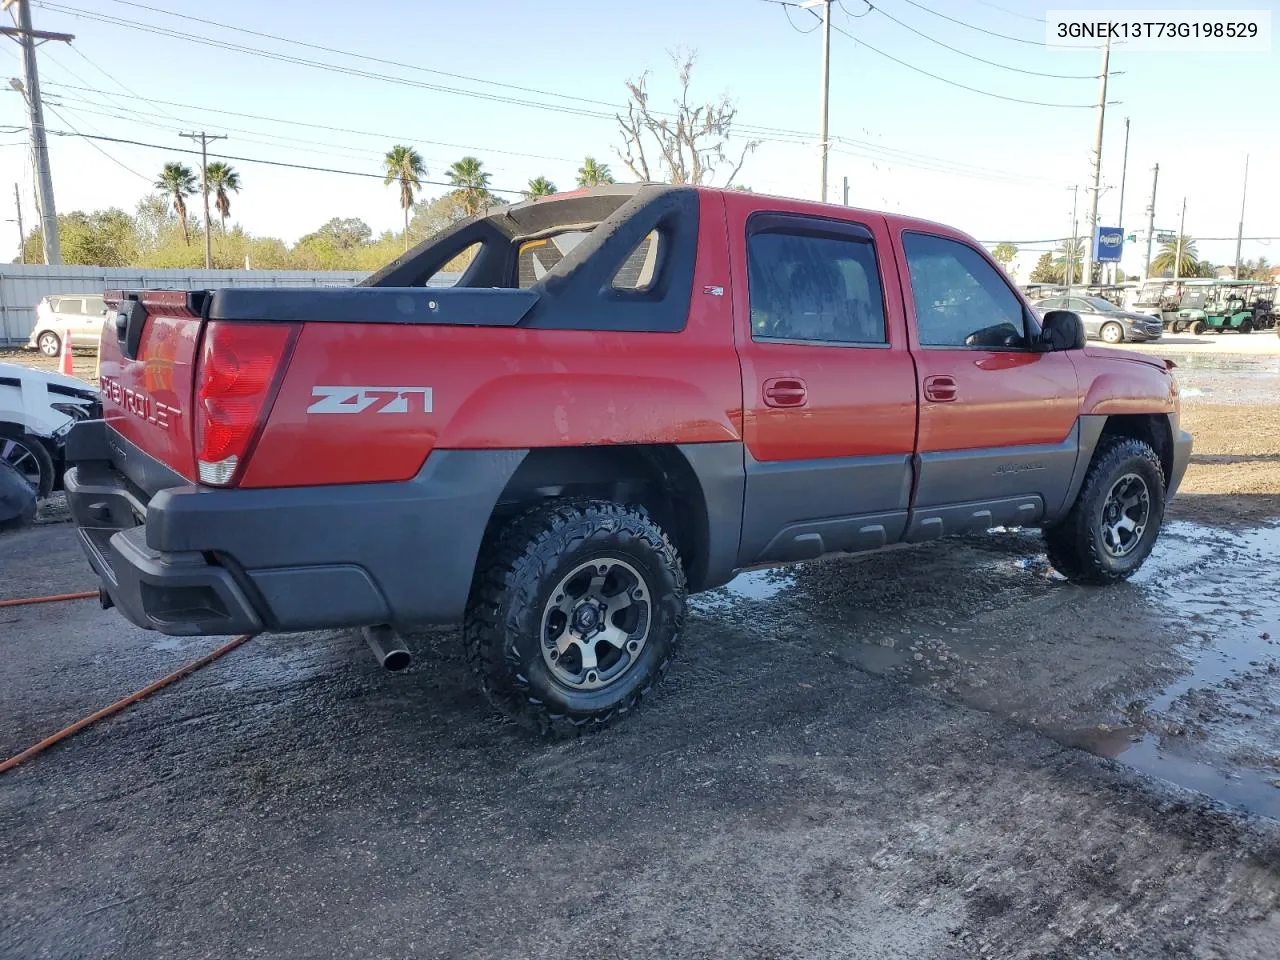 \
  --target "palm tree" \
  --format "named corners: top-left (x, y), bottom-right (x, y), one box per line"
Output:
top-left (447, 156), bottom-right (493, 216)
top-left (1052, 237), bottom-right (1086, 284)
top-left (1151, 236), bottom-right (1200, 278)
top-left (524, 176), bottom-right (557, 200)
top-left (384, 145), bottom-right (426, 250)
top-left (204, 161), bottom-right (240, 233)
top-left (155, 162), bottom-right (197, 245)
top-left (577, 156), bottom-right (615, 187)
